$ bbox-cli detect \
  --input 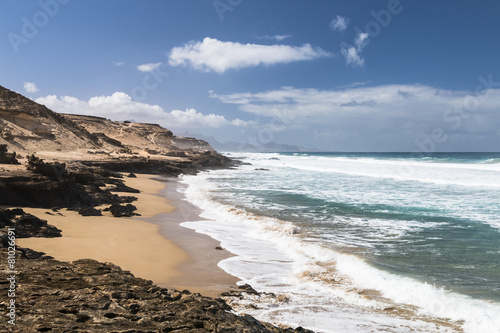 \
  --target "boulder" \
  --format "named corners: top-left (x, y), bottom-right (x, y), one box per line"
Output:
top-left (78, 206), bottom-right (102, 216)
top-left (106, 203), bottom-right (139, 217)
